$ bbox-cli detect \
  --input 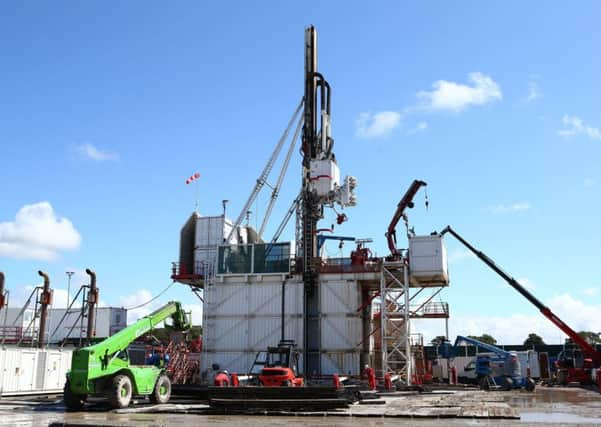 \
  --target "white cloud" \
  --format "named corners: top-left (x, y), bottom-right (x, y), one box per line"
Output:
top-left (74, 143), bottom-right (119, 161)
top-left (416, 72), bottom-right (502, 113)
top-left (517, 277), bottom-right (536, 291)
top-left (355, 111), bottom-right (402, 139)
top-left (448, 249), bottom-right (476, 263)
top-left (0, 202), bottom-right (81, 261)
top-left (581, 287), bottom-right (598, 297)
top-left (119, 290), bottom-right (158, 324)
top-left (407, 121), bottom-right (428, 135)
top-left (11, 284), bottom-right (70, 309)
top-left (584, 178), bottom-right (595, 187)
top-left (118, 290), bottom-right (202, 328)
top-left (416, 293), bottom-right (601, 345)
top-left (558, 115), bottom-right (601, 141)
top-left (486, 202), bottom-right (531, 214)
top-left (524, 79), bottom-right (542, 103)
